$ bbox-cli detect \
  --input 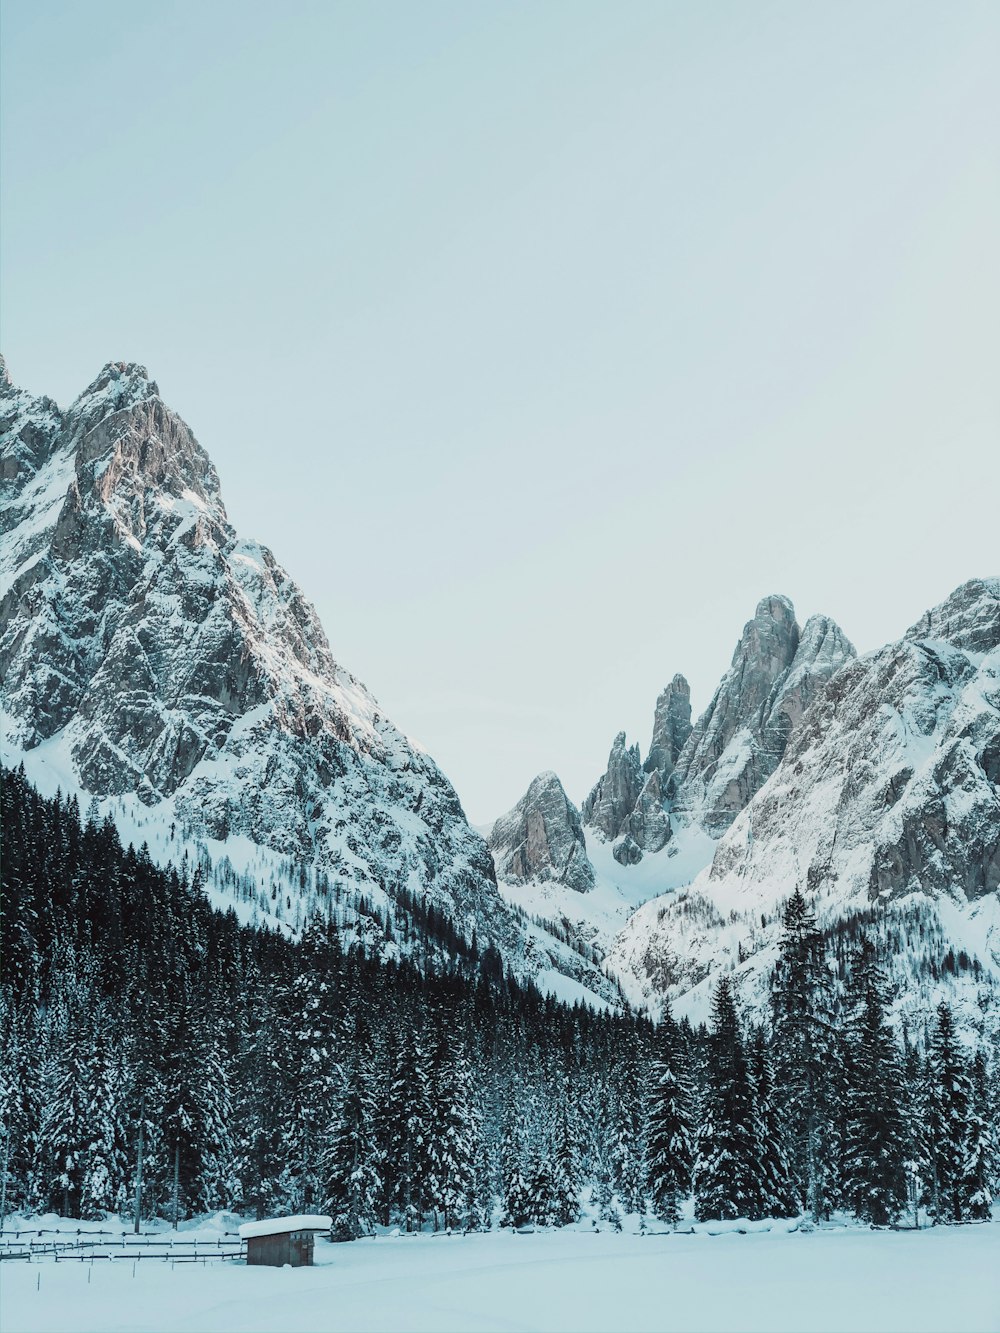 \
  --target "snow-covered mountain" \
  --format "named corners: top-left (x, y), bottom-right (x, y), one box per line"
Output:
top-left (492, 585), bottom-right (1000, 1036)
top-left (0, 357), bottom-right (618, 1002)
top-left (4, 357), bottom-right (997, 1032)
top-left (609, 578), bottom-right (1000, 1034)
